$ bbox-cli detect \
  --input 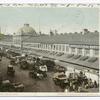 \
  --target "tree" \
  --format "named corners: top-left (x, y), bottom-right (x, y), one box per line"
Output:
top-left (0, 33), bottom-right (4, 40)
